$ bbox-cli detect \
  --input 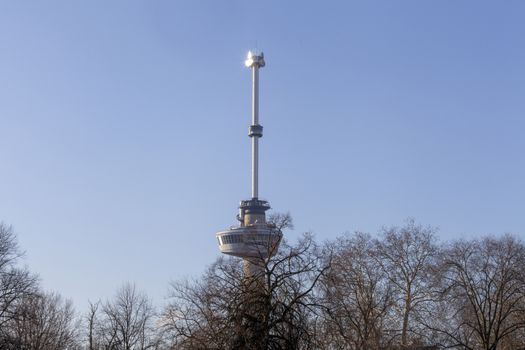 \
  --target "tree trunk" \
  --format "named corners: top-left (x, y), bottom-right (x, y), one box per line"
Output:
top-left (401, 292), bottom-right (411, 347)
